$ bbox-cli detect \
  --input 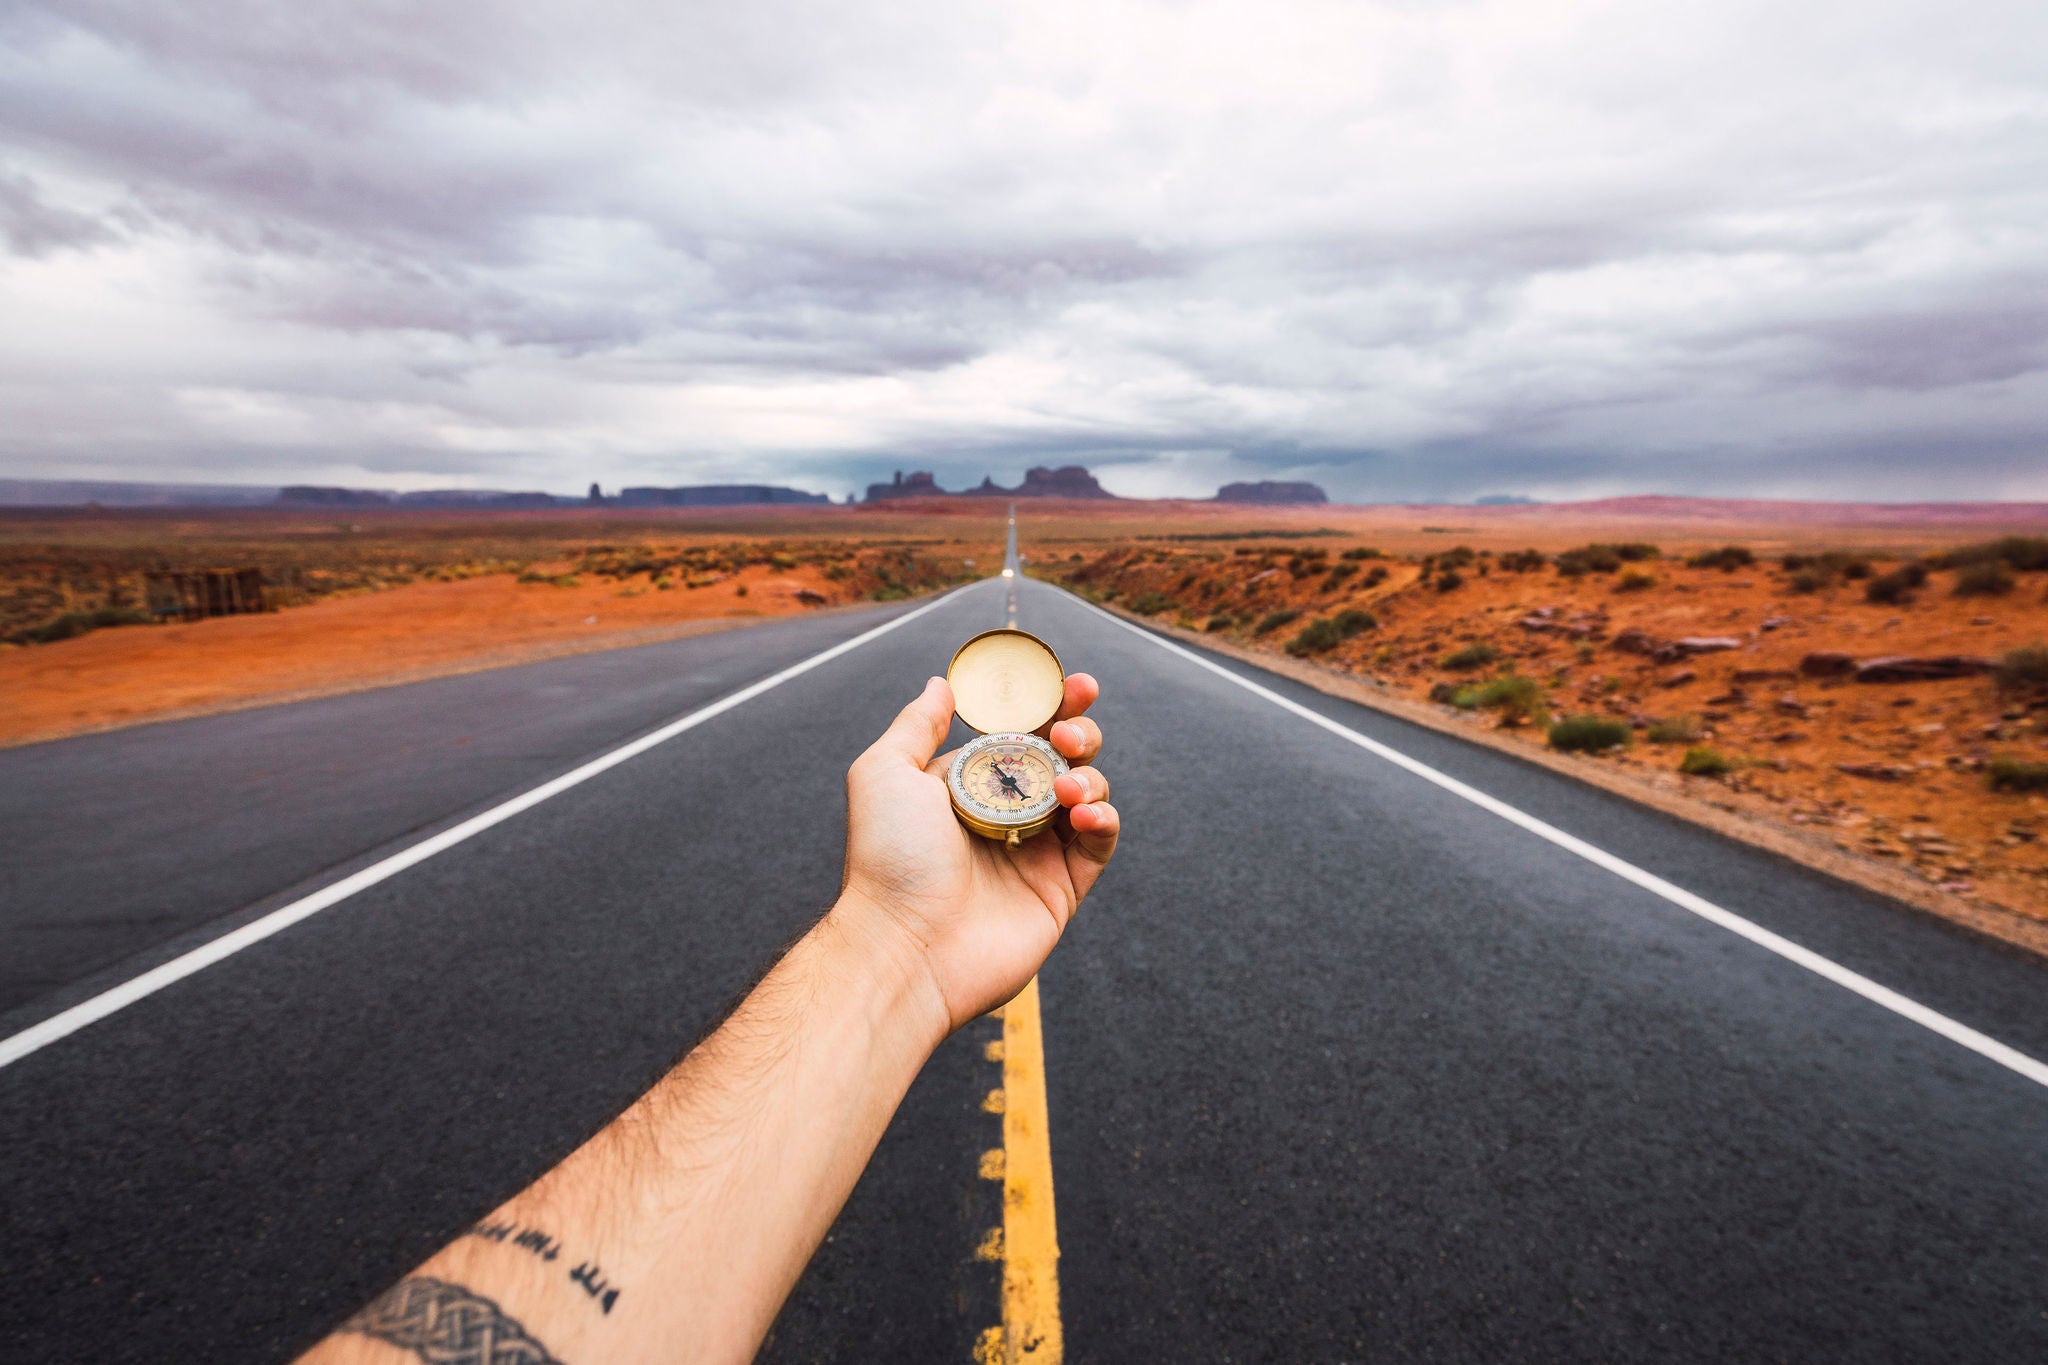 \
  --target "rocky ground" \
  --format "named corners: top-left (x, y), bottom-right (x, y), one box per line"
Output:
top-left (1041, 538), bottom-right (2048, 931)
